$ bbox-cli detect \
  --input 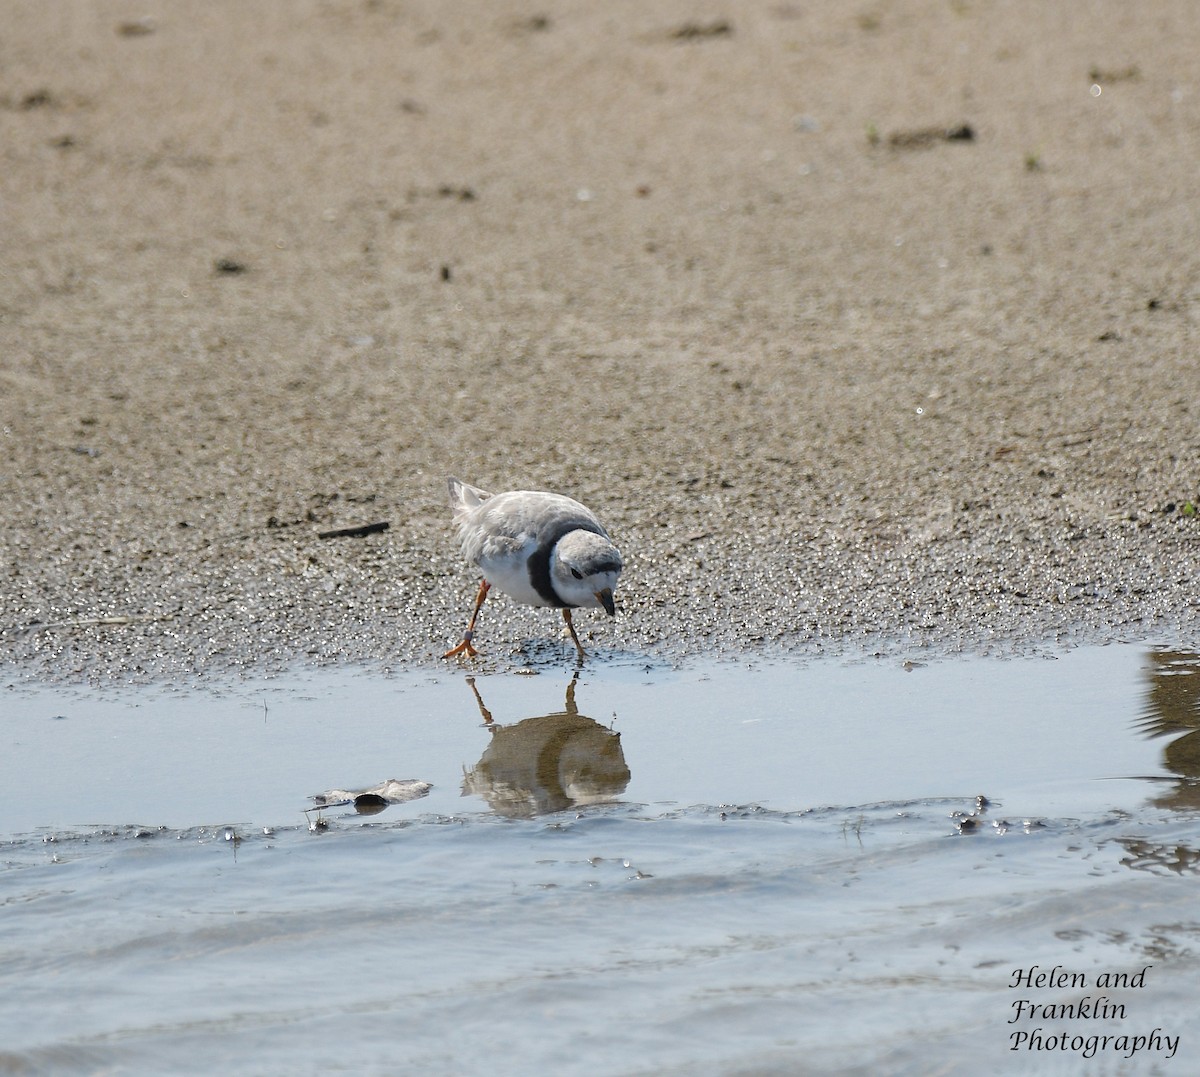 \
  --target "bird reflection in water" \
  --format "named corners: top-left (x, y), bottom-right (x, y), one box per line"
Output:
top-left (1125, 649), bottom-right (1200, 868)
top-left (1093, 649), bottom-right (1200, 876)
top-left (462, 674), bottom-right (631, 818)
